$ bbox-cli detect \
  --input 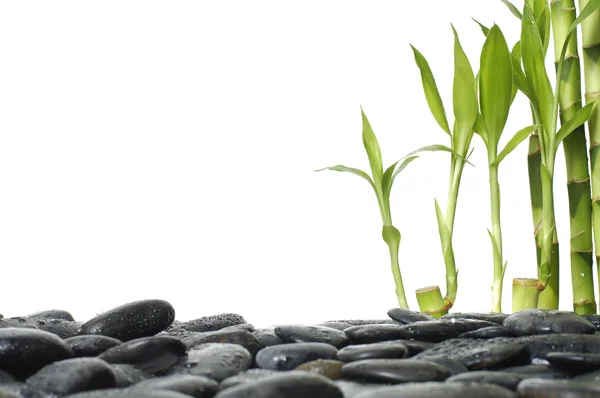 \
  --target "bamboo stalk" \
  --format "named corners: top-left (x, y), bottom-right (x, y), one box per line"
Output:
top-left (416, 286), bottom-right (450, 317)
top-left (513, 278), bottom-right (544, 312)
top-left (578, 0), bottom-right (600, 313)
